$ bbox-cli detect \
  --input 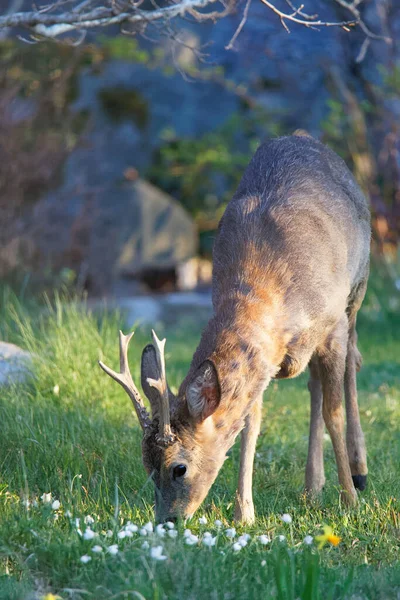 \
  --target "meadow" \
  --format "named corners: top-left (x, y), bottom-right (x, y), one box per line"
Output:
top-left (0, 274), bottom-right (399, 600)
